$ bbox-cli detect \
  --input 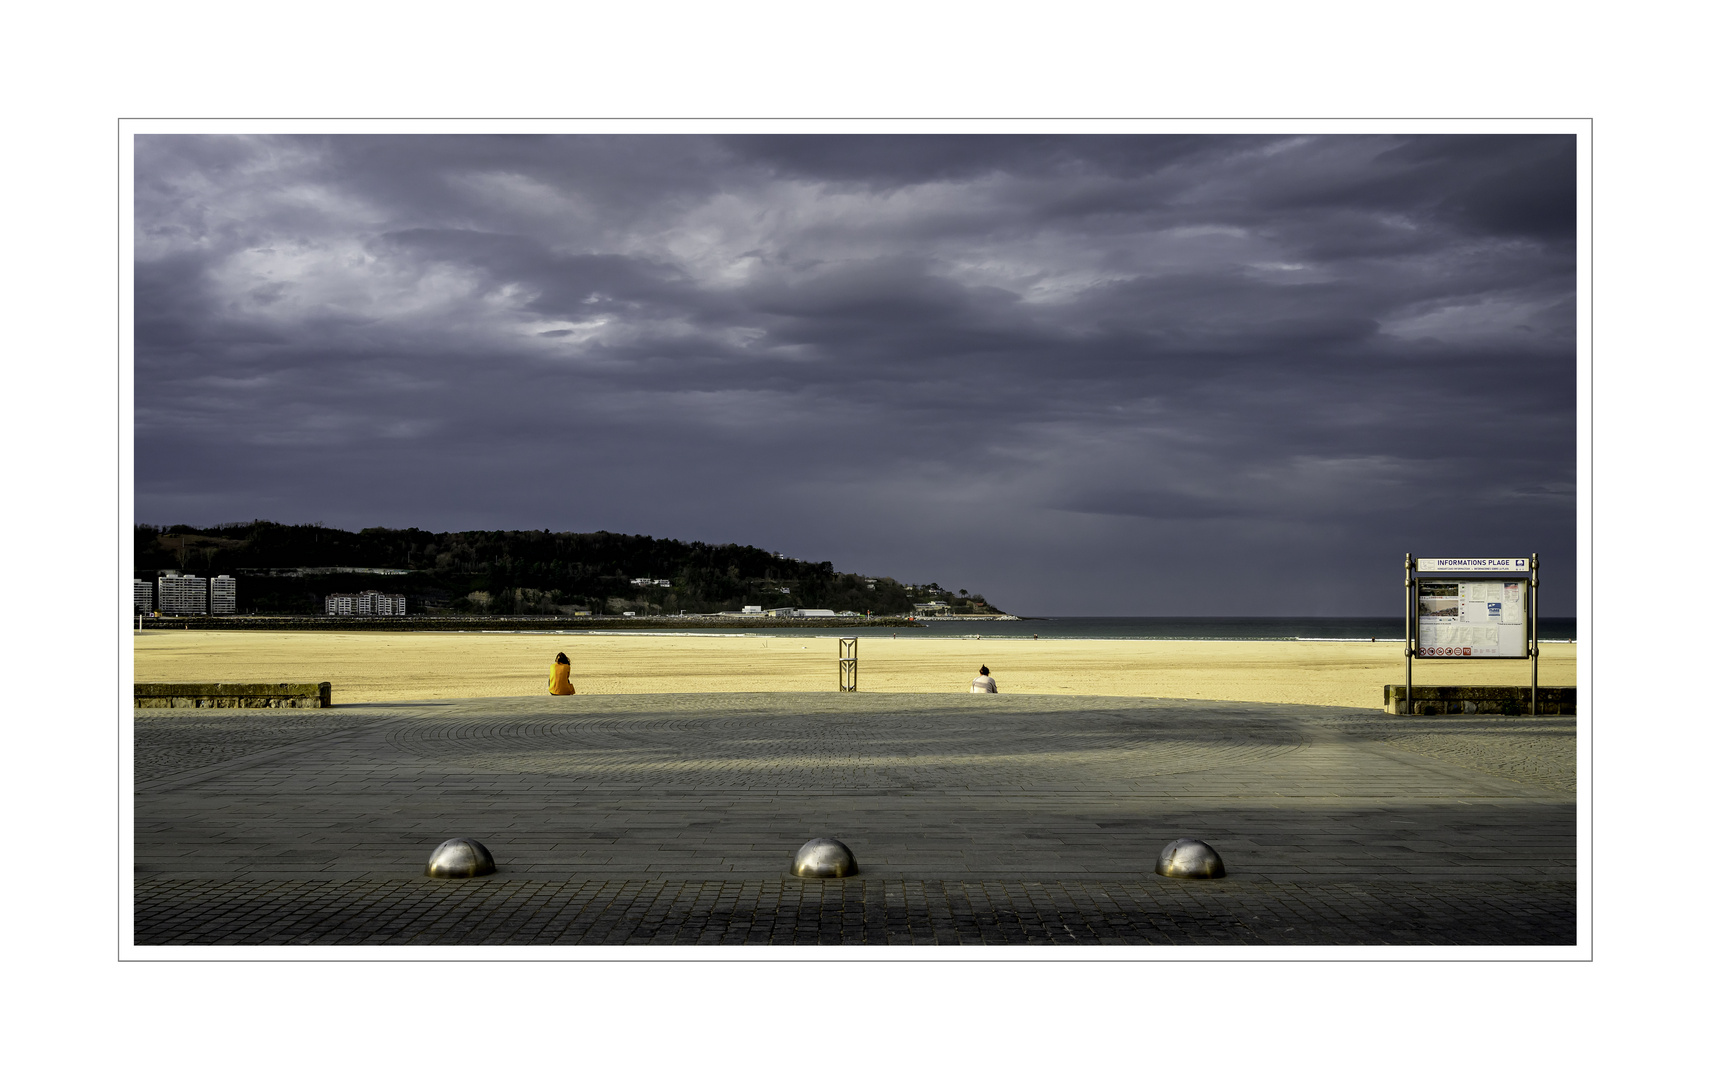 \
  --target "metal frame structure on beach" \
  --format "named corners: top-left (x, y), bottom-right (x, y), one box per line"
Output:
top-left (839, 637), bottom-right (858, 692)
top-left (1403, 554), bottom-right (1540, 716)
